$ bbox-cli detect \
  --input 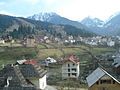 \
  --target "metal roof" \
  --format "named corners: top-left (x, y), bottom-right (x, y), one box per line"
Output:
top-left (86, 68), bottom-right (105, 87)
top-left (17, 59), bottom-right (27, 64)
top-left (86, 67), bottom-right (120, 87)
